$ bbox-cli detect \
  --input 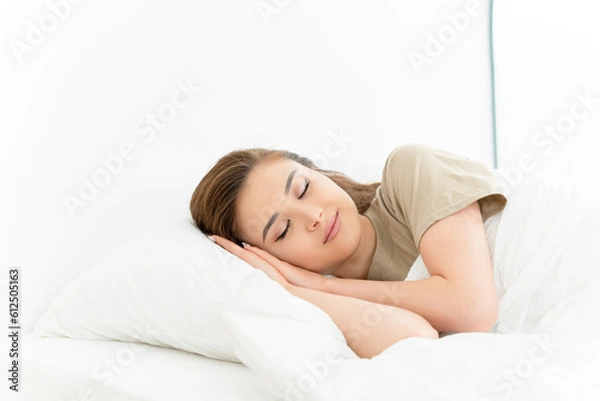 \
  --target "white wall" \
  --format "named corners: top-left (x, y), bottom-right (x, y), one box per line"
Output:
top-left (492, 0), bottom-right (600, 183)
top-left (0, 0), bottom-right (495, 333)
